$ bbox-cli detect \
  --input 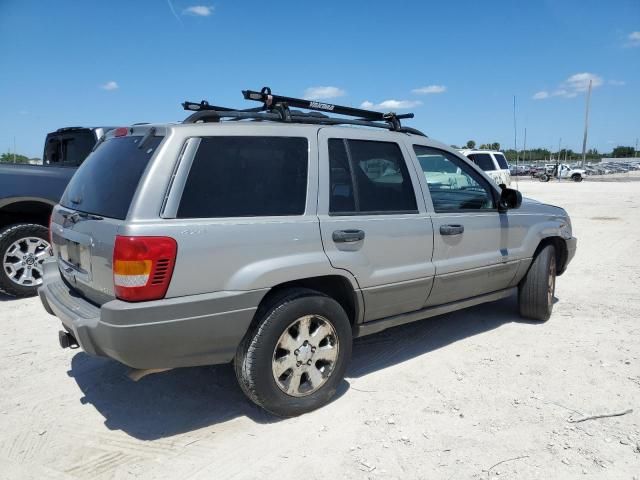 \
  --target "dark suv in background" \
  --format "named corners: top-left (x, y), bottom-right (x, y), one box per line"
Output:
top-left (0, 126), bottom-right (112, 296)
